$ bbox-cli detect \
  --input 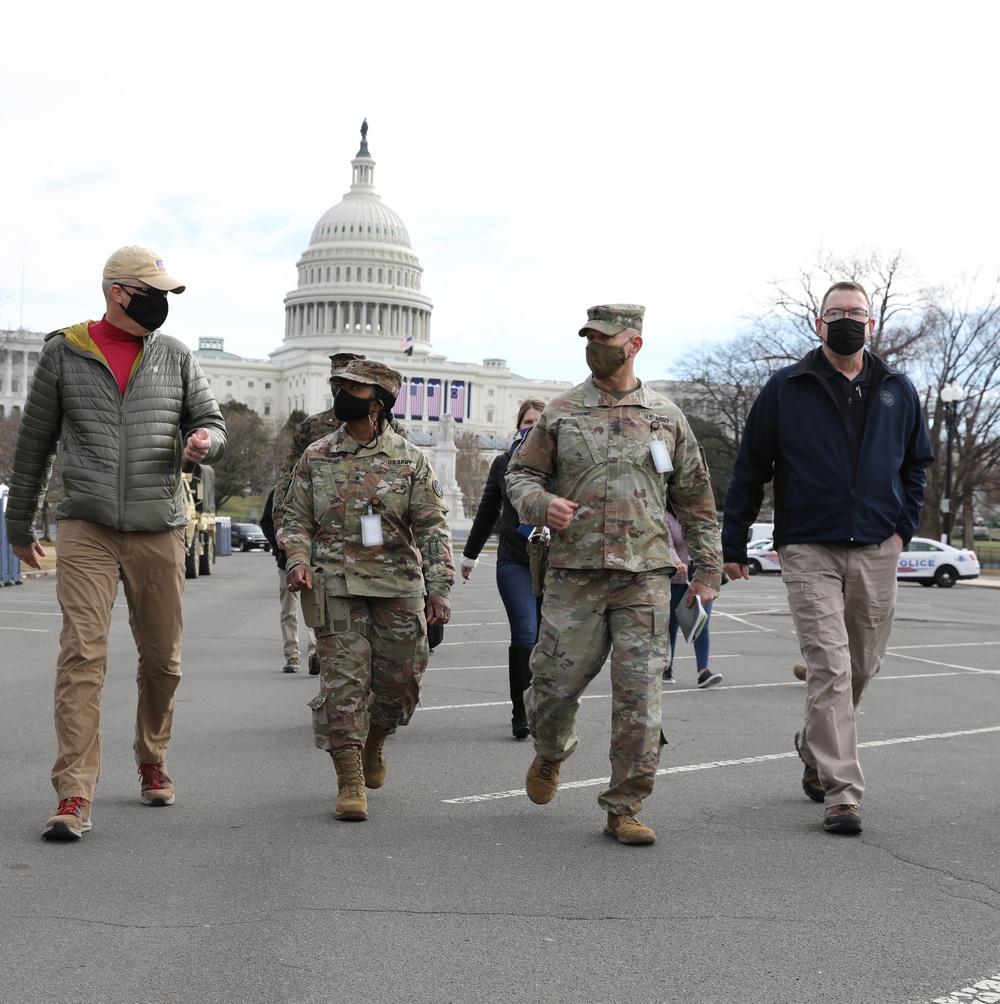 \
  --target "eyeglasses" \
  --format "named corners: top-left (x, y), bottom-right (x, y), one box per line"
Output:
top-left (115, 283), bottom-right (167, 299)
top-left (821, 308), bottom-right (869, 322)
